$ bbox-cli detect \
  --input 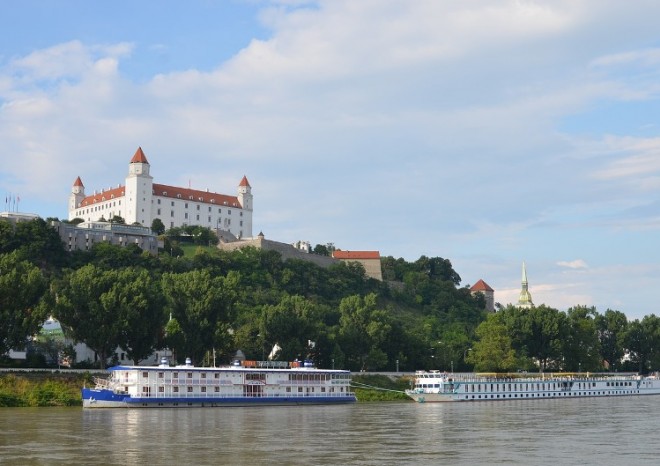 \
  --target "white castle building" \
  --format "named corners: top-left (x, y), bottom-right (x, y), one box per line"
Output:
top-left (68, 147), bottom-right (253, 239)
